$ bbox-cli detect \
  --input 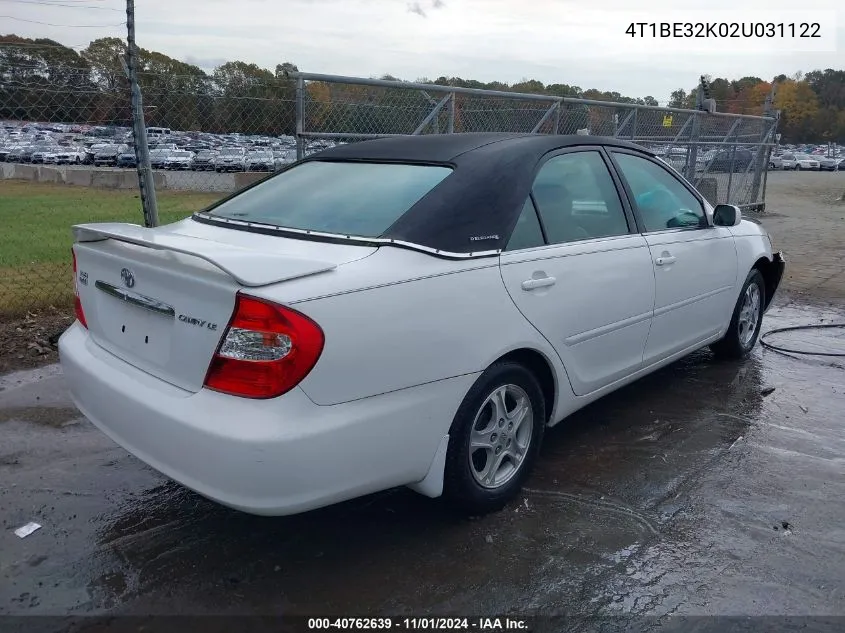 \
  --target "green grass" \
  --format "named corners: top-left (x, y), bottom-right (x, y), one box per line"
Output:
top-left (0, 180), bottom-right (224, 317)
